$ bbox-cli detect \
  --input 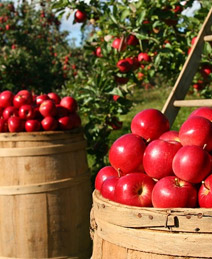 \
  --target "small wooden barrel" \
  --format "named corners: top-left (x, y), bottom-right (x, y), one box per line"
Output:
top-left (0, 129), bottom-right (92, 259)
top-left (91, 190), bottom-right (212, 259)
